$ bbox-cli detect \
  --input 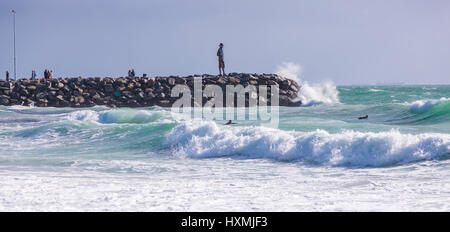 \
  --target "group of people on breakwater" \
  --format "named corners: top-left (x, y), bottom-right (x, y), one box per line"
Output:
top-left (127, 69), bottom-right (136, 78)
top-left (4, 68), bottom-right (140, 81)
top-left (43, 69), bottom-right (53, 80)
top-left (4, 69), bottom-right (52, 81)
